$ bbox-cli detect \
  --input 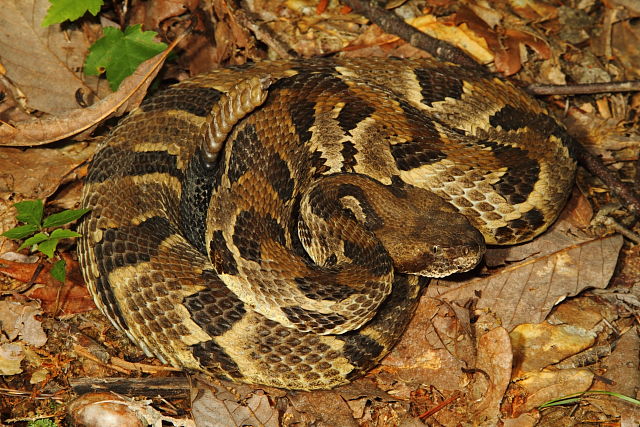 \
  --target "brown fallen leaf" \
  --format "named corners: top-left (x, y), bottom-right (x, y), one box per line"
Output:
top-left (378, 296), bottom-right (473, 391)
top-left (0, 29), bottom-right (186, 146)
top-left (455, 6), bottom-right (551, 75)
top-left (506, 368), bottom-right (594, 416)
top-left (286, 390), bottom-right (359, 427)
top-left (510, 322), bottom-right (596, 376)
top-left (507, 0), bottom-right (559, 21)
top-left (0, 255), bottom-right (95, 316)
top-left (612, 16), bottom-right (640, 79)
top-left (597, 329), bottom-right (640, 426)
top-left (0, 144), bottom-right (93, 200)
top-left (191, 384), bottom-right (280, 427)
top-left (0, 298), bottom-right (47, 346)
top-left (129, 0), bottom-right (199, 31)
top-left (0, 0), bottom-right (105, 115)
top-left (469, 327), bottom-right (513, 423)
